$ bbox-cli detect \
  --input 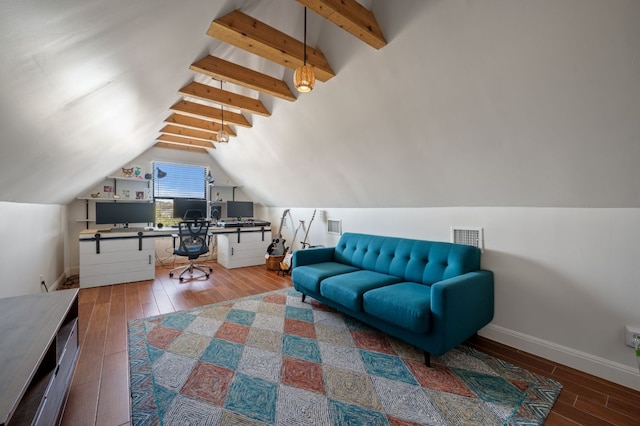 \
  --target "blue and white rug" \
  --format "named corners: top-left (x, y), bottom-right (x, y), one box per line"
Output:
top-left (128, 288), bottom-right (561, 425)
